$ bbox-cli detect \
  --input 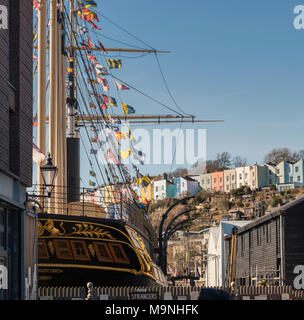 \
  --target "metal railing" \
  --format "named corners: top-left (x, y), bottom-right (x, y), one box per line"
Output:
top-left (27, 184), bottom-right (157, 245)
top-left (37, 285), bottom-right (304, 300)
